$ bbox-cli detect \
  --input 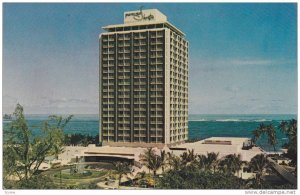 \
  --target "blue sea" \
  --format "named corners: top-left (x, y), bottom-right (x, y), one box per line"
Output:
top-left (3, 114), bottom-right (296, 151)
